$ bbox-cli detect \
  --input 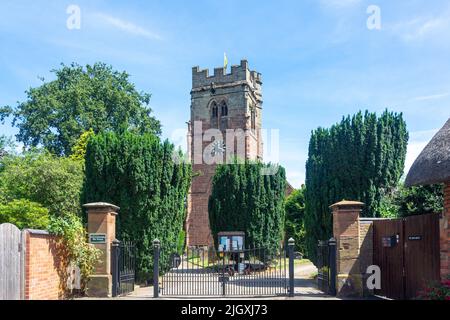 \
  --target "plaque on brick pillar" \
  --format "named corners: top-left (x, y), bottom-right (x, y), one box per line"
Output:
top-left (83, 202), bottom-right (119, 297)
